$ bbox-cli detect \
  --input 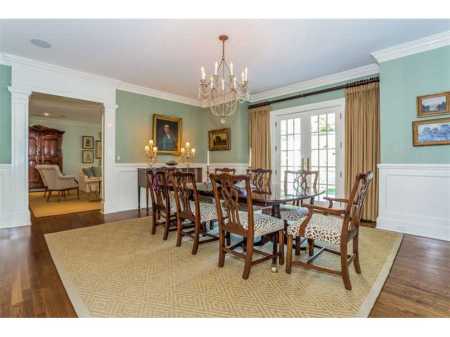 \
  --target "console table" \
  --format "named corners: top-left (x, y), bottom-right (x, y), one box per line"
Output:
top-left (137, 166), bottom-right (203, 212)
